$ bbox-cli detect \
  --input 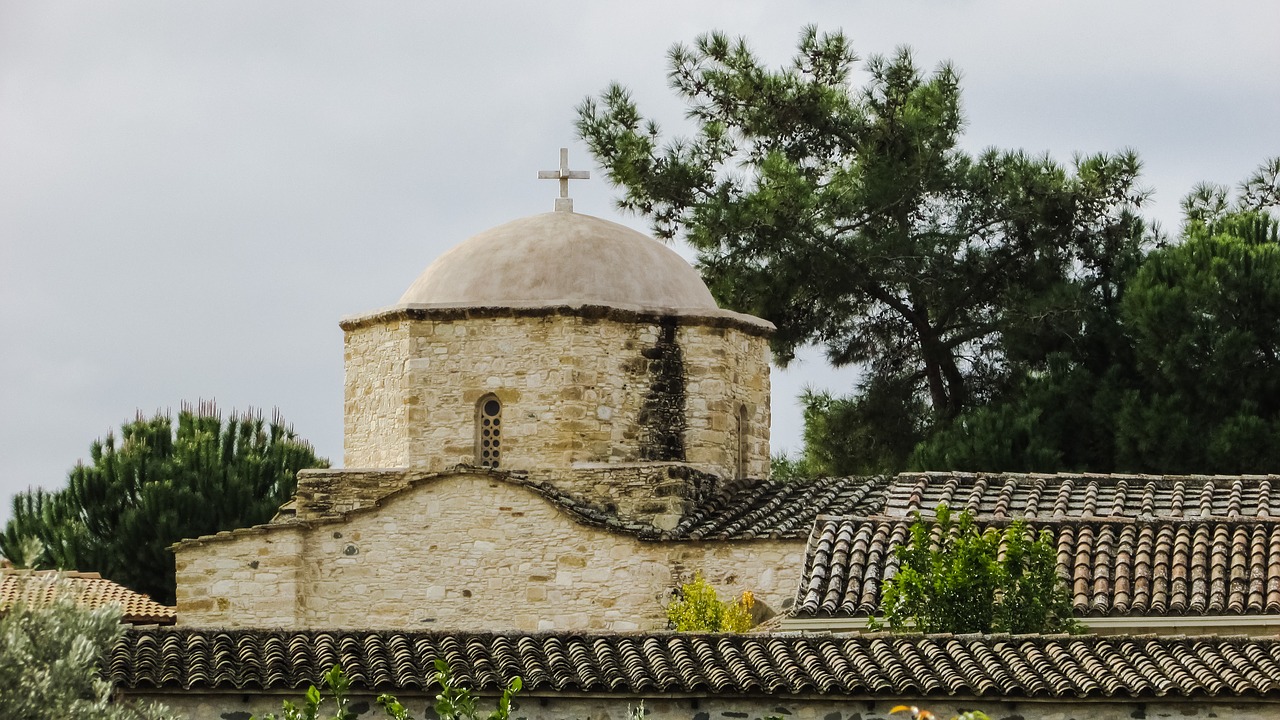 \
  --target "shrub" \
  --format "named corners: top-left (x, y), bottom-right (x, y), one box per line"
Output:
top-left (667, 573), bottom-right (756, 632)
top-left (871, 504), bottom-right (1078, 634)
top-left (0, 572), bottom-right (176, 720)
